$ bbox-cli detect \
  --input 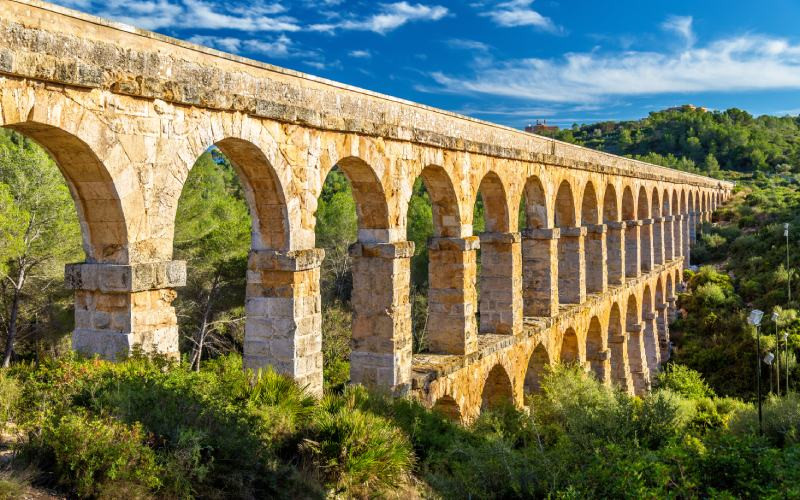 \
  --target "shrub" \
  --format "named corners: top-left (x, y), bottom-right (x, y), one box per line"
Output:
top-left (42, 412), bottom-right (162, 497)
top-left (654, 364), bottom-right (716, 399)
top-left (305, 388), bottom-right (415, 496)
top-left (729, 393), bottom-right (800, 446)
top-left (0, 370), bottom-right (20, 429)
